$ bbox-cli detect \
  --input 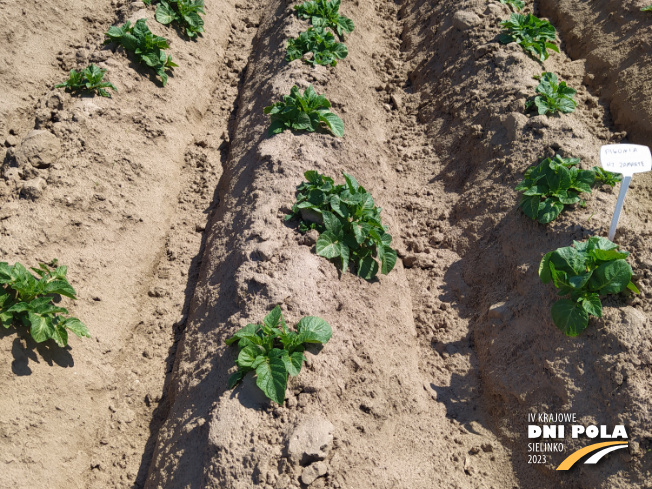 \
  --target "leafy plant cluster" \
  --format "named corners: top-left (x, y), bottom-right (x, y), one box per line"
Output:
top-left (0, 261), bottom-right (90, 347)
top-left (539, 237), bottom-right (639, 336)
top-left (499, 13), bottom-right (559, 61)
top-left (516, 155), bottom-right (622, 224)
top-left (144, 0), bottom-right (205, 38)
top-left (55, 64), bottom-right (117, 98)
top-left (288, 0), bottom-right (353, 66)
top-left (294, 0), bottom-right (355, 38)
top-left (499, 0), bottom-right (524, 12)
top-left (264, 85), bottom-right (344, 137)
top-left (226, 306), bottom-right (332, 404)
top-left (286, 171), bottom-right (397, 280)
top-left (105, 19), bottom-right (178, 86)
top-left (287, 26), bottom-right (348, 66)
top-left (526, 72), bottom-right (577, 115)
